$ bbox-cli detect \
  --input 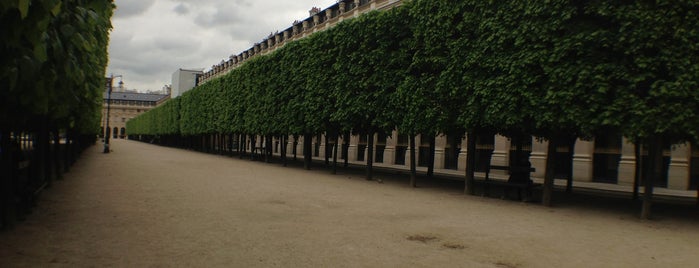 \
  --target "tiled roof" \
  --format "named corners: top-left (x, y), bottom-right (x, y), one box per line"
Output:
top-left (103, 91), bottom-right (169, 102)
